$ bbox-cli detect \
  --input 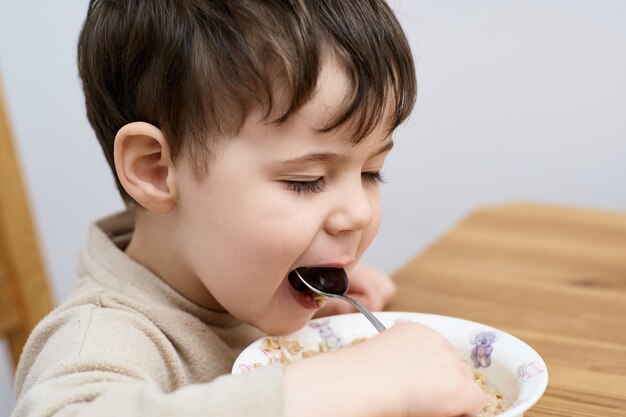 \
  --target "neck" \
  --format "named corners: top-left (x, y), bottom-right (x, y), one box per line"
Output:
top-left (125, 210), bottom-right (220, 310)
